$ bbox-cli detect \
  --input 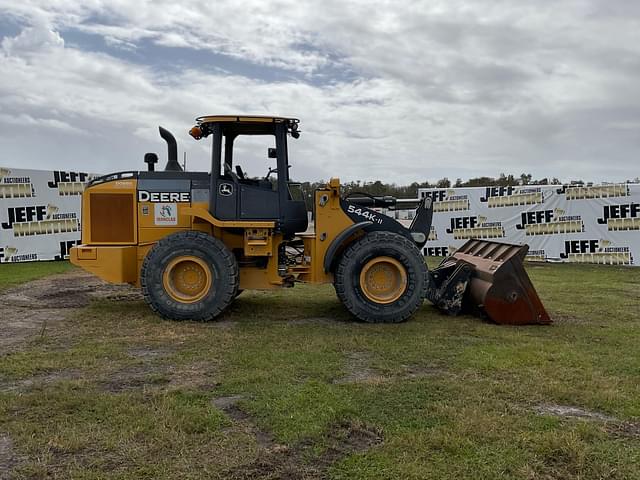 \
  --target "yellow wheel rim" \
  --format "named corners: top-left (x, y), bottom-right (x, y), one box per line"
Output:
top-left (359, 256), bottom-right (408, 304)
top-left (162, 255), bottom-right (212, 303)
